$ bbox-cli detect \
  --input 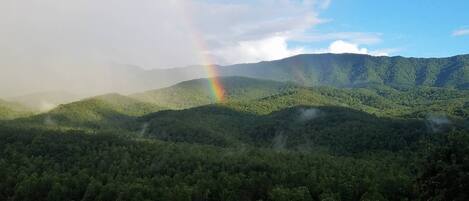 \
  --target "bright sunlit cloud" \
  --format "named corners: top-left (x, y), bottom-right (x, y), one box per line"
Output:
top-left (209, 36), bottom-right (305, 64)
top-left (311, 40), bottom-right (392, 56)
top-left (328, 40), bottom-right (369, 54)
